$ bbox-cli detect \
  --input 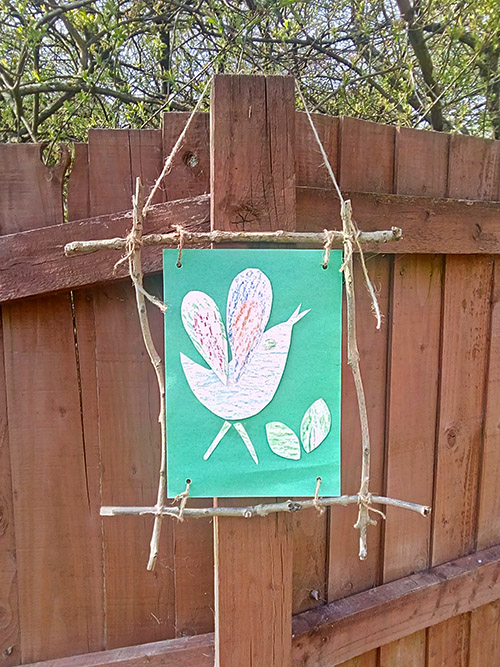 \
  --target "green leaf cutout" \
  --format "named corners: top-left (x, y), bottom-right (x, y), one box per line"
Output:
top-left (266, 422), bottom-right (301, 460)
top-left (300, 399), bottom-right (331, 453)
